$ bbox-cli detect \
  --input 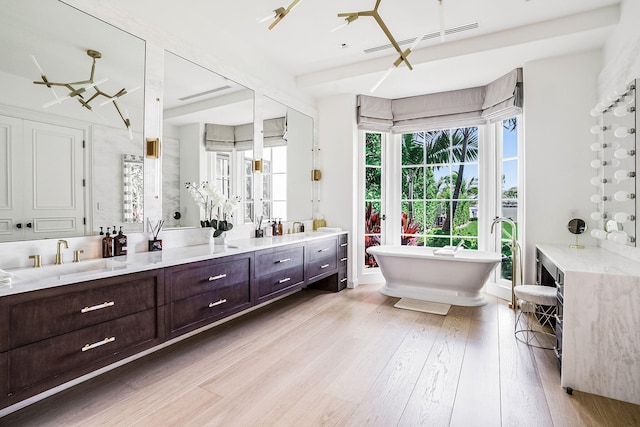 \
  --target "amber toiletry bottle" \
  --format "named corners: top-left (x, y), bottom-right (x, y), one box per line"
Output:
top-left (277, 219), bottom-right (283, 236)
top-left (114, 226), bottom-right (128, 256)
top-left (102, 227), bottom-right (113, 258)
